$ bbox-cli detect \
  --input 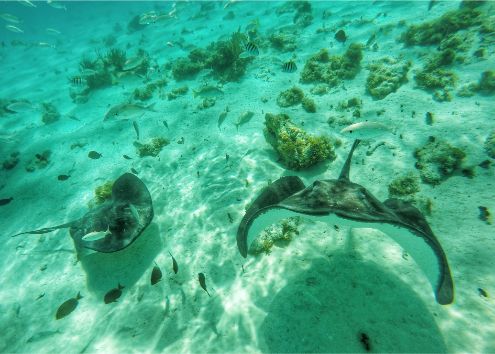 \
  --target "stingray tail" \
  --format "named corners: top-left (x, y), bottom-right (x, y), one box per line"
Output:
top-left (338, 139), bottom-right (361, 181)
top-left (11, 222), bottom-right (73, 238)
